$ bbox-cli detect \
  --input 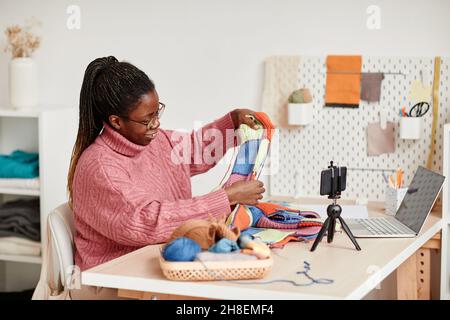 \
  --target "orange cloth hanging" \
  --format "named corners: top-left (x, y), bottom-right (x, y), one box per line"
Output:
top-left (325, 55), bottom-right (362, 108)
